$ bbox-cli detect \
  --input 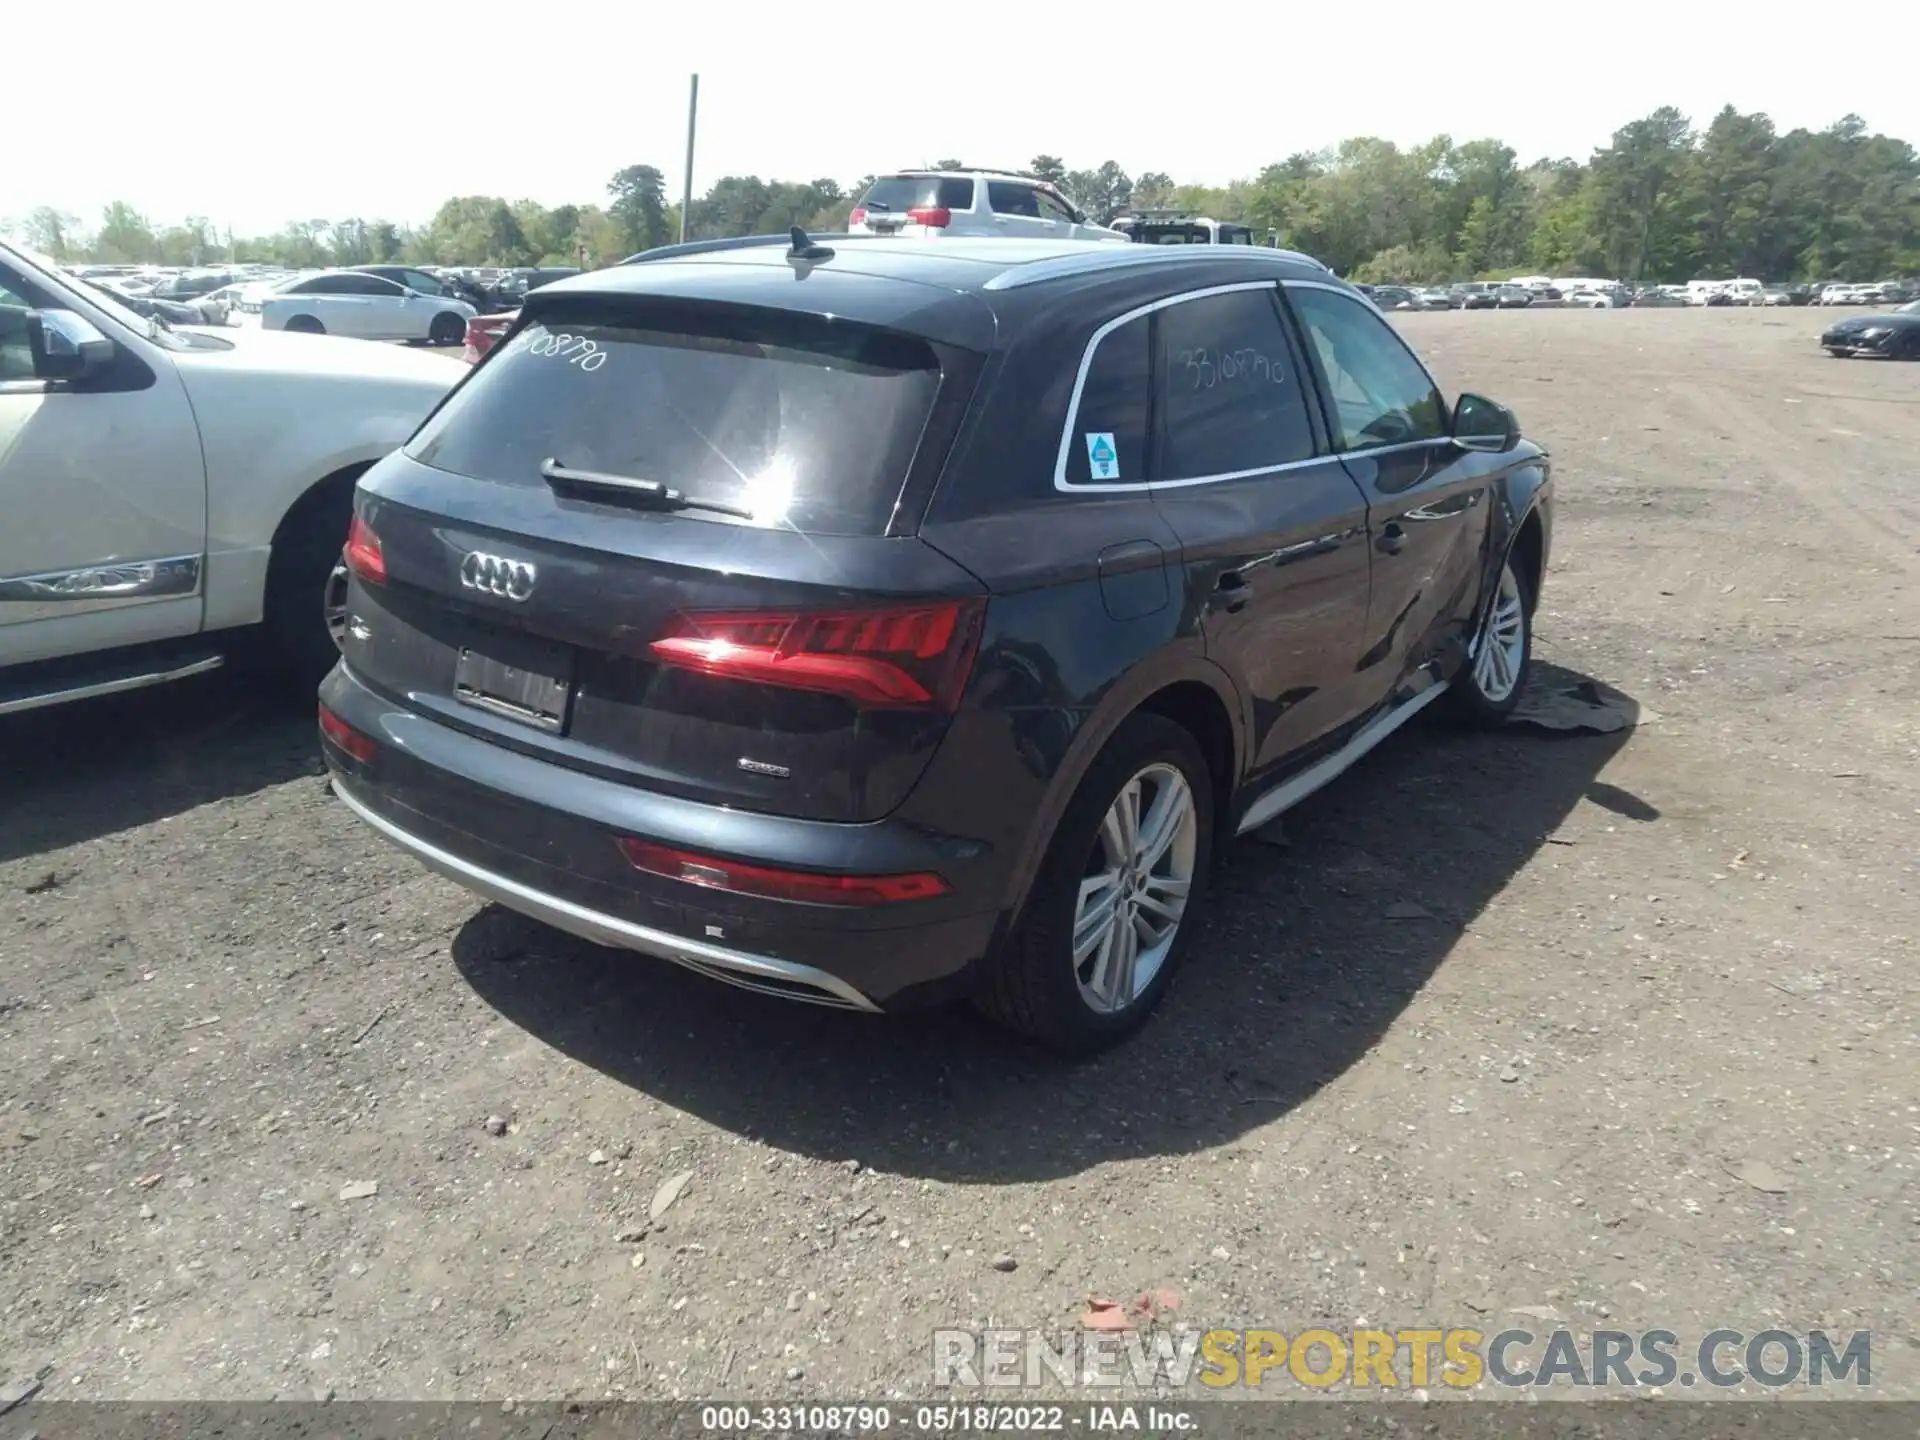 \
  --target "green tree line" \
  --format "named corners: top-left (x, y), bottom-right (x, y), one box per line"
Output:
top-left (10, 106), bottom-right (1917, 283)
